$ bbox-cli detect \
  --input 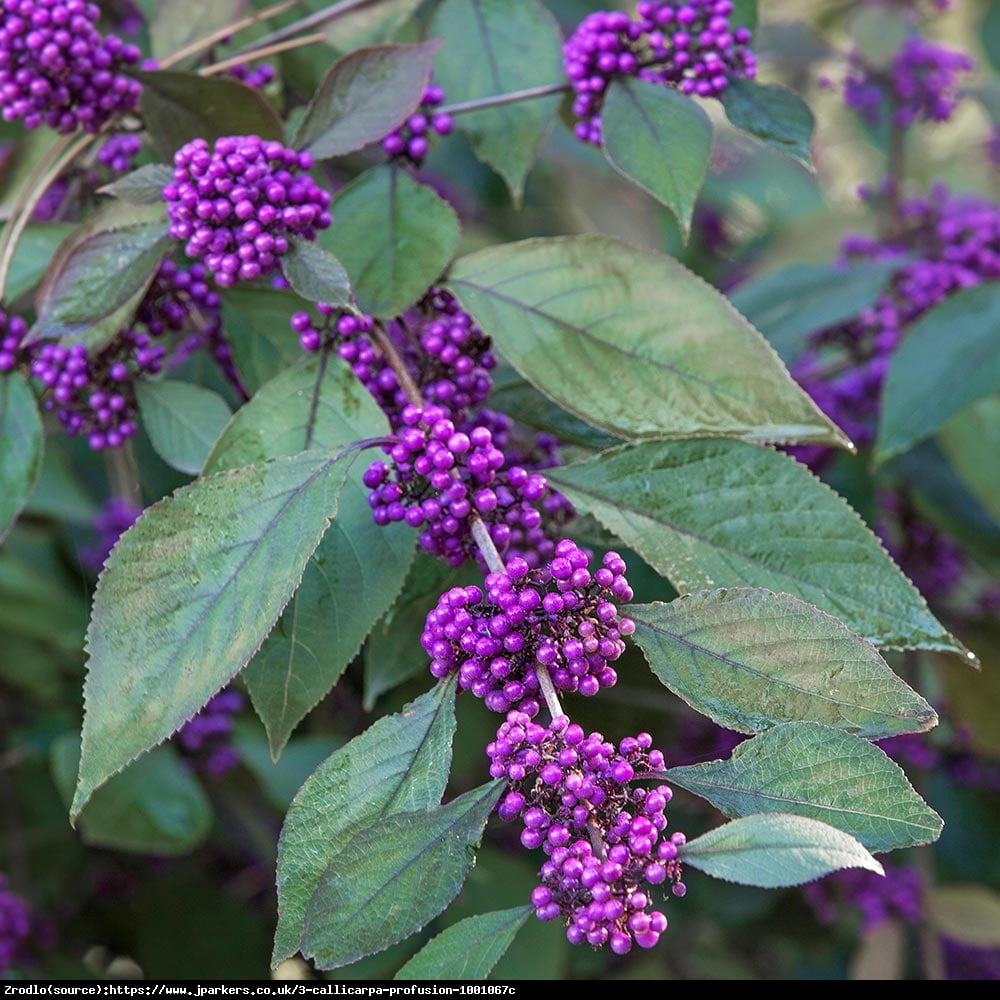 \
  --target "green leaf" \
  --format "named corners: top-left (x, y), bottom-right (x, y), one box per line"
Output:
top-left (135, 69), bottom-right (285, 161)
top-left (926, 885), bottom-right (1000, 948)
top-left (205, 356), bottom-right (413, 758)
top-left (99, 164), bottom-right (175, 206)
top-left (984, 1), bottom-right (1000, 74)
top-left (722, 80), bottom-right (815, 169)
top-left (728, 260), bottom-right (898, 365)
top-left (150, 0), bottom-right (246, 66)
top-left (220, 286), bottom-right (304, 395)
top-left (321, 165), bottom-right (459, 317)
top-left (429, 0), bottom-right (564, 204)
top-left (548, 440), bottom-right (962, 654)
top-left (679, 813), bottom-right (884, 888)
top-left (630, 589), bottom-right (936, 738)
top-left (2, 222), bottom-right (75, 301)
top-left (29, 202), bottom-right (170, 347)
top-left (875, 283), bottom-right (1000, 466)
top-left (938, 396), bottom-right (1000, 526)
top-left (273, 681), bottom-right (458, 965)
top-left (323, 0), bottom-right (424, 53)
top-left (731, 0), bottom-right (758, 31)
top-left (0, 375), bottom-right (43, 544)
top-left (292, 41), bottom-right (441, 159)
top-left (602, 78), bottom-right (713, 237)
top-left (394, 906), bottom-right (533, 981)
top-left (301, 780), bottom-right (503, 971)
top-left (51, 734), bottom-right (211, 856)
top-left (71, 447), bottom-right (357, 820)
top-left (666, 722), bottom-right (942, 852)
top-left (488, 365), bottom-right (621, 450)
top-left (281, 238), bottom-right (352, 306)
top-left (0, 129), bottom-right (58, 222)
top-left (447, 236), bottom-right (846, 447)
top-left (136, 379), bottom-right (233, 476)
top-left (363, 552), bottom-right (474, 710)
